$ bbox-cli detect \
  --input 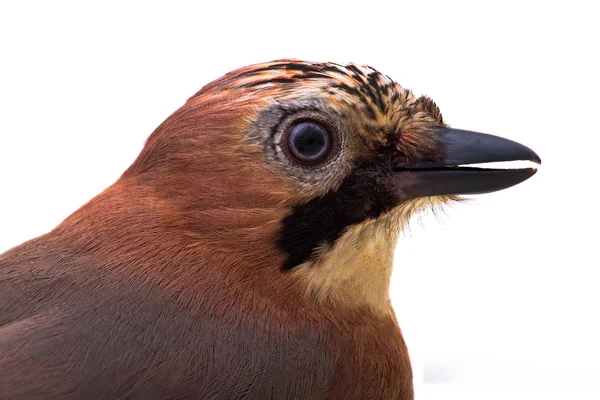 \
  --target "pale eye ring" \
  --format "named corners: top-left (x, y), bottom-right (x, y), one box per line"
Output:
top-left (284, 121), bottom-right (332, 165)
